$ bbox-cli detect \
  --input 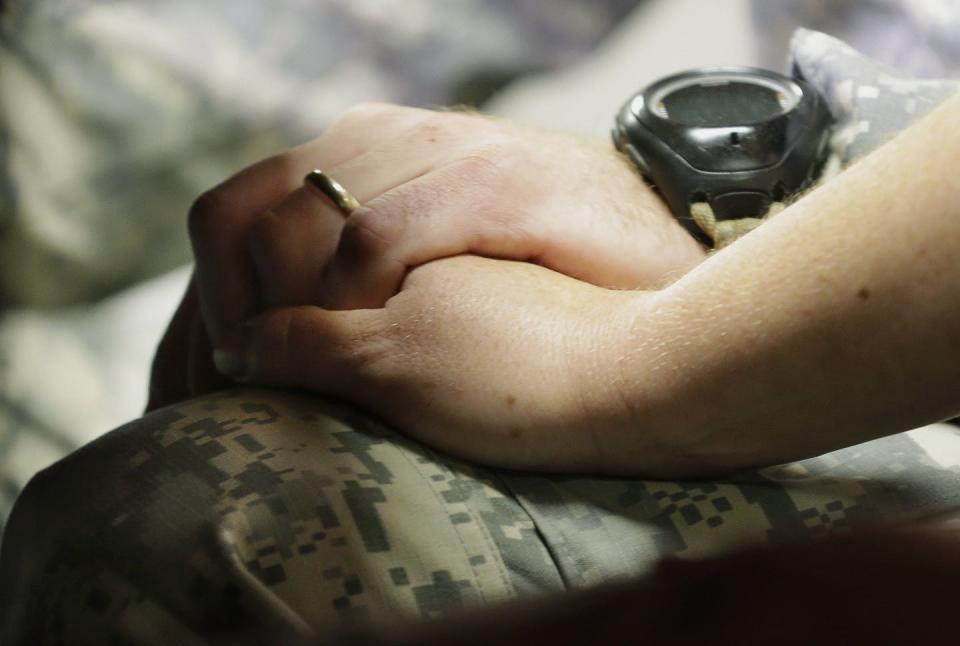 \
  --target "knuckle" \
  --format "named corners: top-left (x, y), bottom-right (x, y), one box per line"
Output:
top-left (444, 142), bottom-right (516, 195)
top-left (246, 211), bottom-right (290, 268)
top-left (337, 209), bottom-right (397, 264)
top-left (369, 183), bottom-right (427, 223)
top-left (259, 308), bottom-right (303, 383)
top-left (410, 110), bottom-right (474, 144)
top-left (349, 323), bottom-right (407, 384)
top-left (187, 188), bottom-right (229, 241)
top-left (453, 145), bottom-right (537, 239)
top-left (461, 143), bottom-right (511, 177)
top-left (261, 307), bottom-right (396, 389)
top-left (353, 324), bottom-right (397, 368)
top-left (335, 101), bottom-right (401, 128)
